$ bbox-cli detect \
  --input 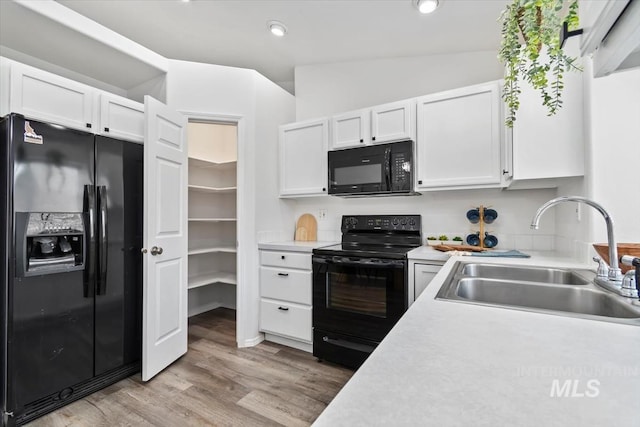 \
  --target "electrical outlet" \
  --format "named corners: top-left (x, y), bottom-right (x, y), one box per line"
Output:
top-left (319, 209), bottom-right (328, 221)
